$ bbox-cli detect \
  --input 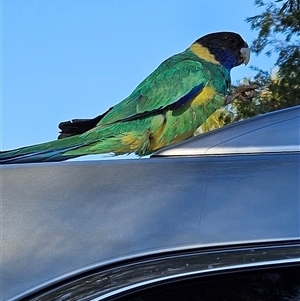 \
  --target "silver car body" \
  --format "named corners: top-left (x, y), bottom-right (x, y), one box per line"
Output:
top-left (2, 106), bottom-right (300, 300)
